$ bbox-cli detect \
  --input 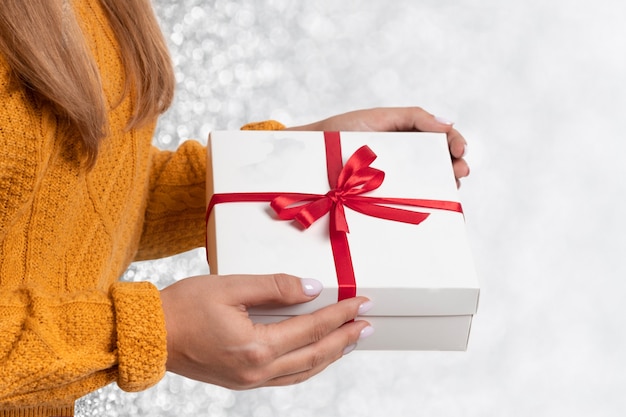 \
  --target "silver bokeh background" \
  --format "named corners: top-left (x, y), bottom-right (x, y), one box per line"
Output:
top-left (76, 0), bottom-right (626, 415)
